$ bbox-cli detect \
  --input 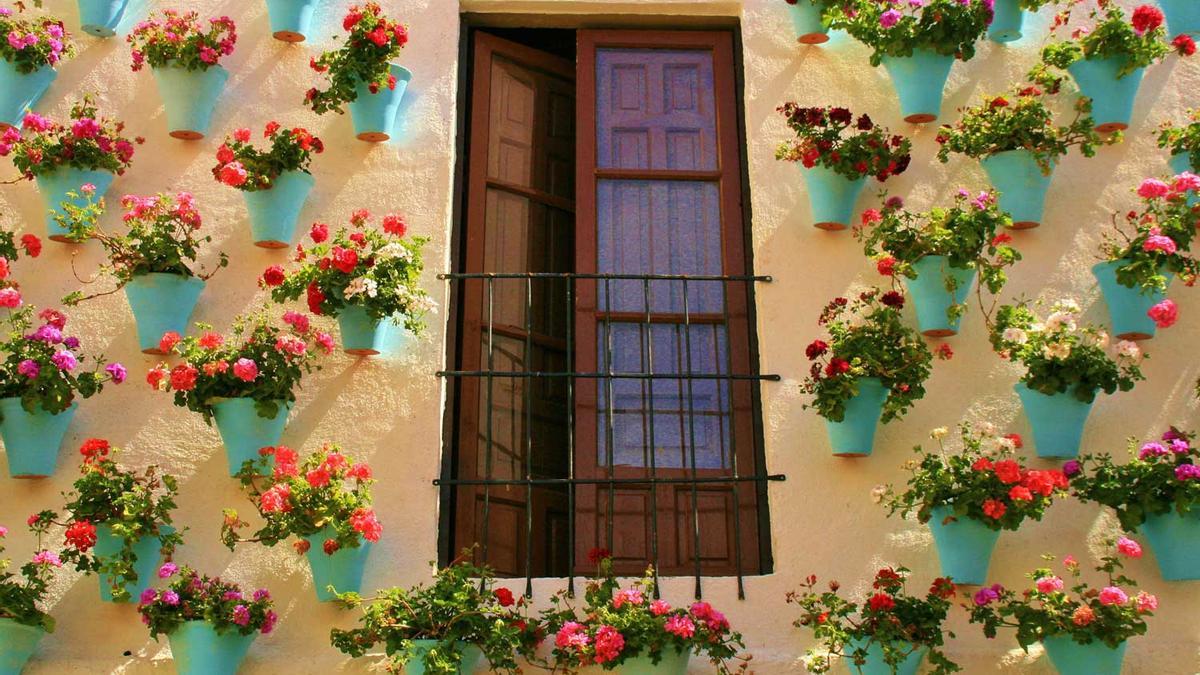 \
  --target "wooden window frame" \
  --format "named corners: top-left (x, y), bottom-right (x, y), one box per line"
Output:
top-left (440, 24), bottom-right (777, 595)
